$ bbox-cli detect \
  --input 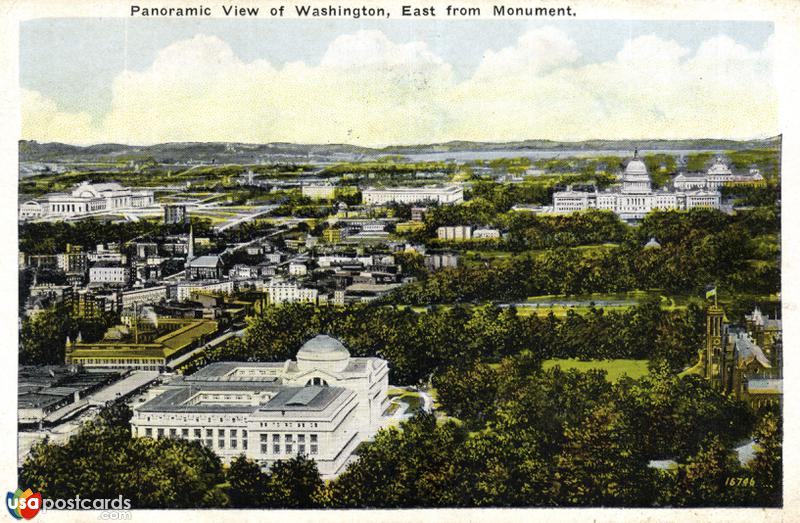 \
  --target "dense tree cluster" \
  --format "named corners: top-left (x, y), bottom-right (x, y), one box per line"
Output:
top-left (20, 305), bottom-right (116, 365)
top-left (20, 405), bottom-right (324, 508)
top-left (19, 219), bottom-right (216, 255)
top-left (20, 381), bottom-right (778, 508)
top-left (327, 363), bottom-right (777, 508)
top-left (392, 208), bottom-right (779, 303)
top-left (185, 299), bottom-right (705, 383)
